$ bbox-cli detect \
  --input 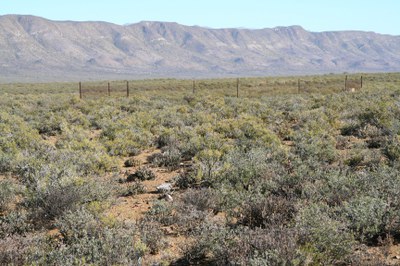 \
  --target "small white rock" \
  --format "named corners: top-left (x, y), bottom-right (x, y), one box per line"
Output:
top-left (157, 183), bottom-right (172, 193)
top-left (165, 194), bottom-right (173, 202)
